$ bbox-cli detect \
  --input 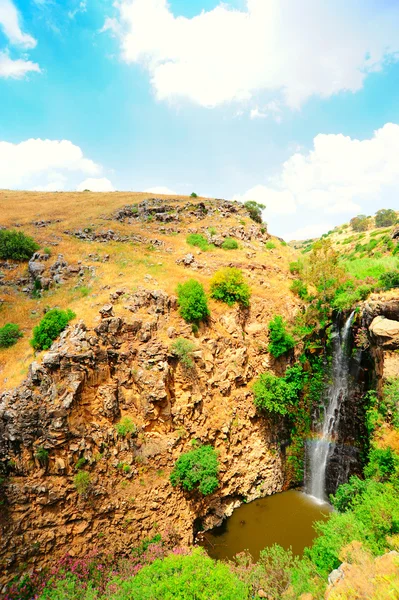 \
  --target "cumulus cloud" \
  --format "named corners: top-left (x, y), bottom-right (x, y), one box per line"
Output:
top-left (0, 138), bottom-right (101, 190)
top-left (107, 0), bottom-right (399, 109)
top-left (285, 222), bottom-right (334, 242)
top-left (144, 186), bottom-right (177, 195)
top-left (0, 0), bottom-right (41, 78)
top-left (237, 123), bottom-right (399, 223)
top-left (0, 50), bottom-right (40, 78)
top-left (77, 178), bottom-right (115, 192)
